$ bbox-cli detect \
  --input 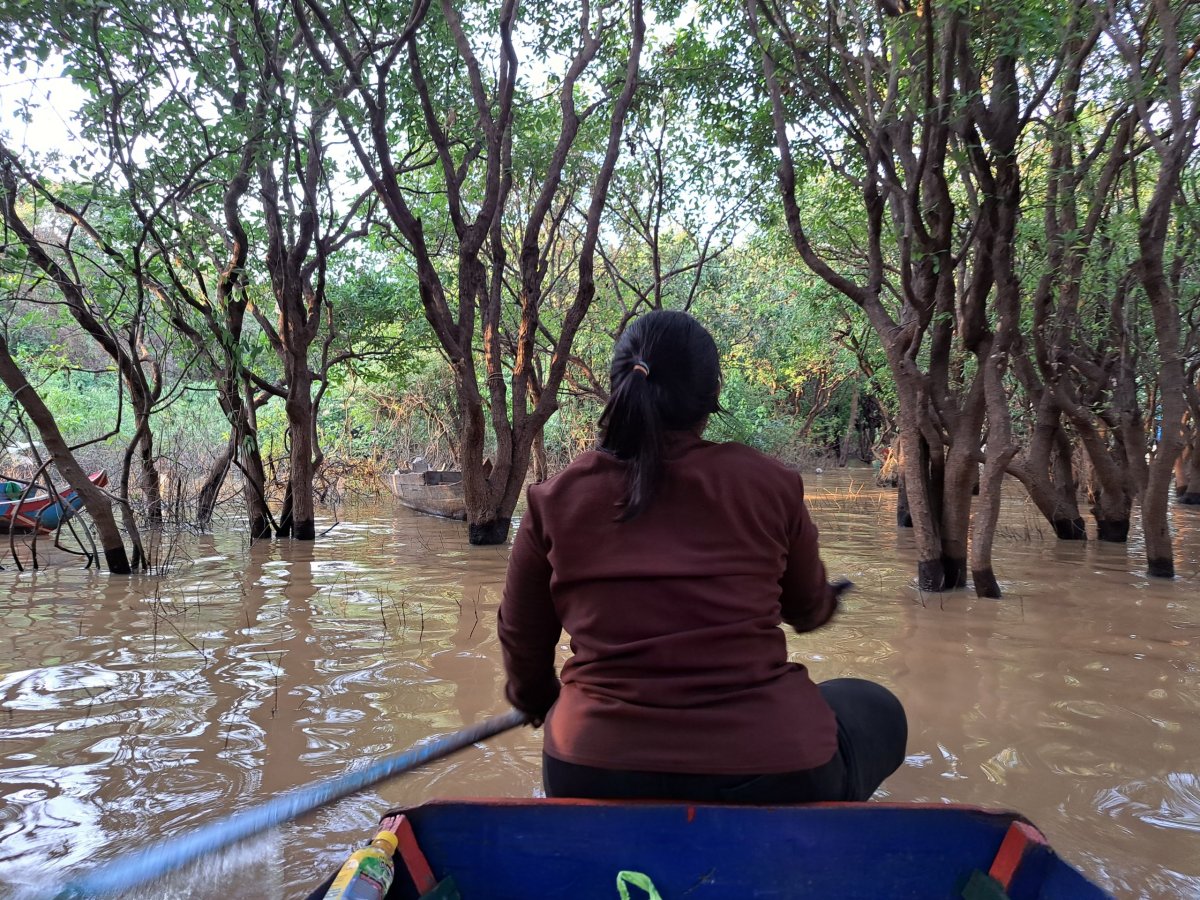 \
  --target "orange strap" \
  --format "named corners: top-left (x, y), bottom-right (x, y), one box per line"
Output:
top-left (988, 821), bottom-right (1045, 889)
top-left (393, 814), bottom-right (438, 894)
